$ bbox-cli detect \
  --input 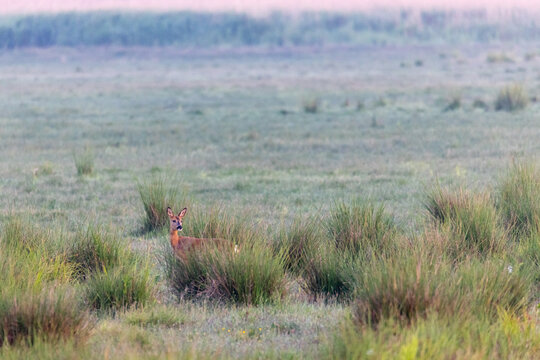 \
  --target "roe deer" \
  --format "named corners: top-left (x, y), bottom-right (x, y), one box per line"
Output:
top-left (167, 207), bottom-right (238, 259)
